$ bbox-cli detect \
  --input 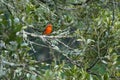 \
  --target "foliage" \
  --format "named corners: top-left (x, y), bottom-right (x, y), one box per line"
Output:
top-left (0, 0), bottom-right (120, 80)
